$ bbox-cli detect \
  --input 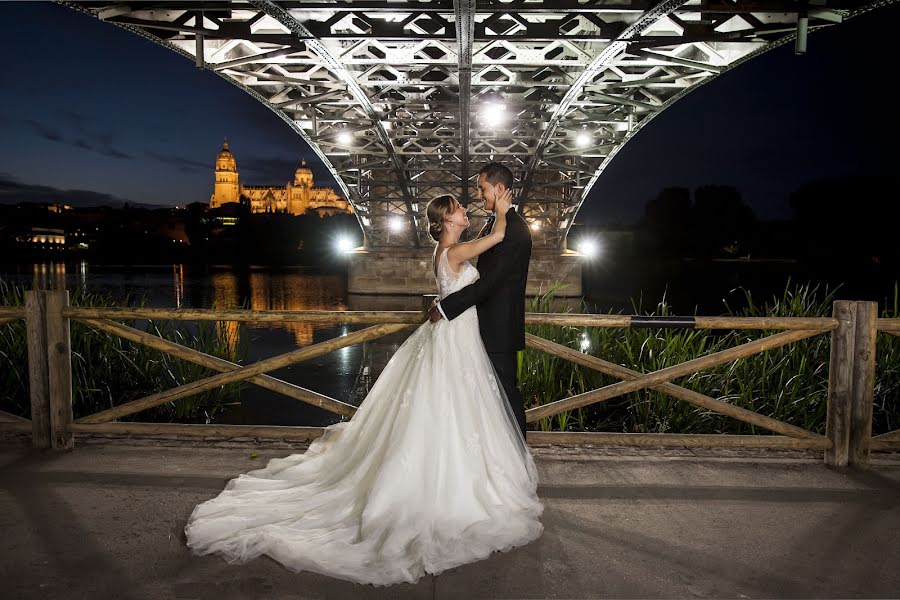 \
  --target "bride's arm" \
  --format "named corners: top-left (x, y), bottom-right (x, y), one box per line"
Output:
top-left (446, 190), bottom-right (511, 269)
